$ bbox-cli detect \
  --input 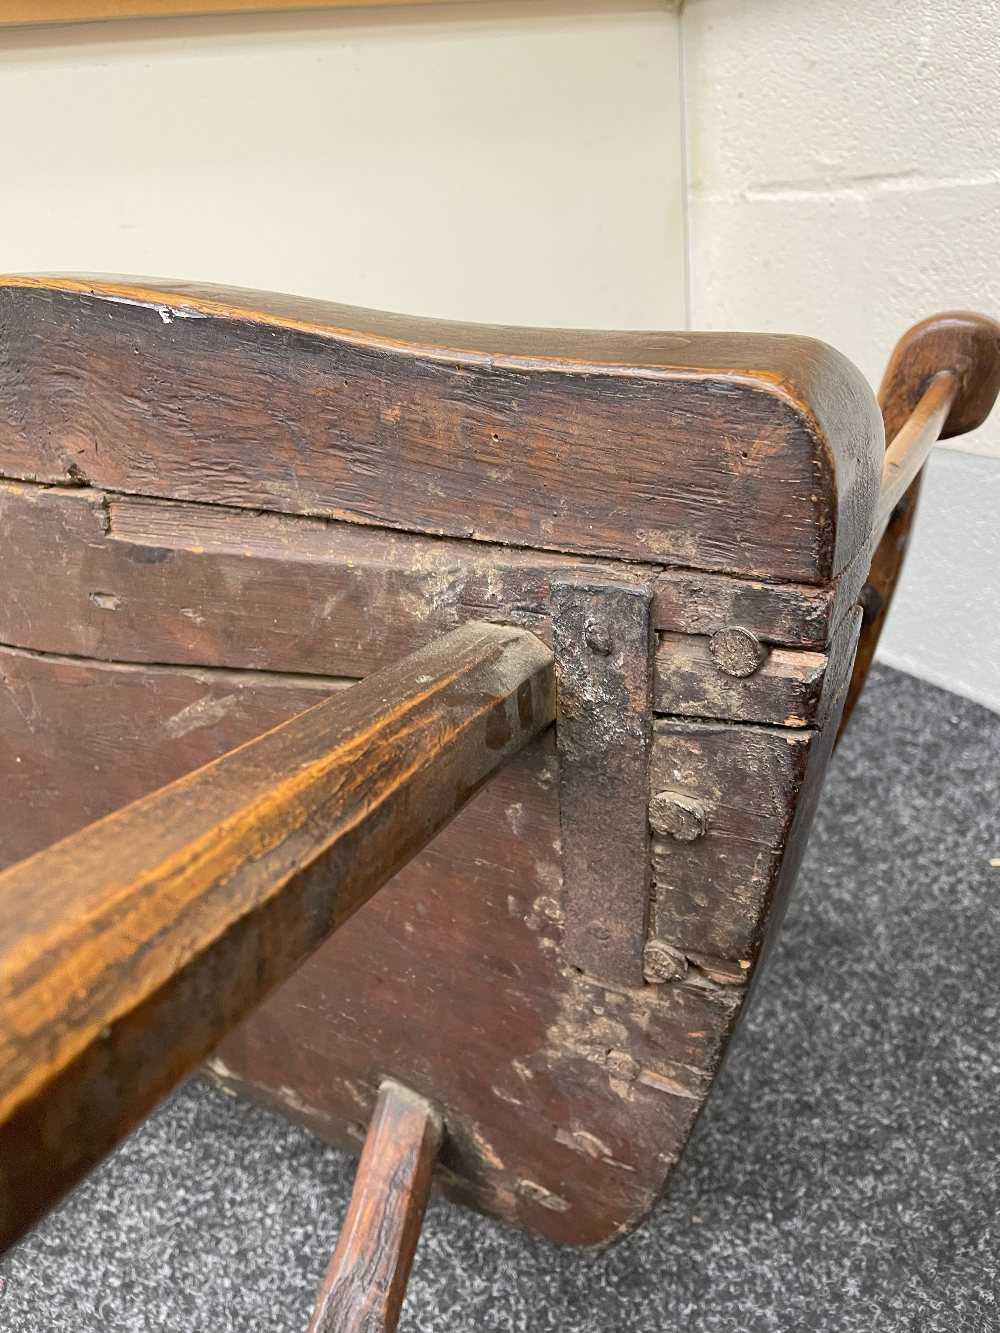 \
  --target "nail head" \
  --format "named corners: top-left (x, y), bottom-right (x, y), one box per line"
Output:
top-left (709, 625), bottom-right (766, 677)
